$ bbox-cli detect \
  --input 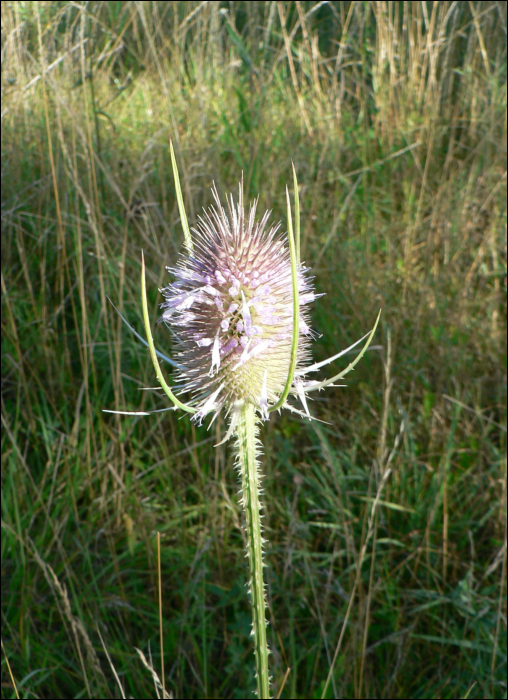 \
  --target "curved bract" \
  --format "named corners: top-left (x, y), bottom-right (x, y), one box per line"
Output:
top-left (141, 251), bottom-right (196, 415)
